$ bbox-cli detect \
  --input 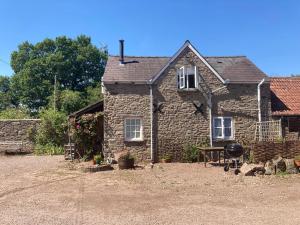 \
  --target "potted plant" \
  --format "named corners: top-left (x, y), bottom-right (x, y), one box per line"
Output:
top-left (161, 153), bottom-right (172, 163)
top-left (118, 151), bottom-right (135, 169)
top-left (94, 154), bottom-right (103, 165)
top-left (294, 155), bottom-right (300, 167)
